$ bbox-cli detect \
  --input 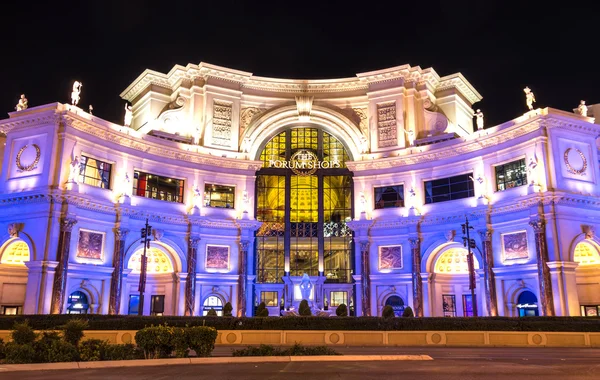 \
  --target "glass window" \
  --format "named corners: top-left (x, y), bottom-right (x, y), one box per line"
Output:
top-left (79, 155), bottom-right (112, 189)
top-left (330, 291), bottom-right (347, 307)
top-left (133, 171), bottom-right (184, 203)
top-left (151, 295), bottom-right (165, 316)
top-left (1, 306), bottom-right (22, 315)
top-left (495, 159), bottom-right (527, 191)
top-left (204, 184), bottom-right (235, 208)
top-left (442, 294), bottom-right (456, 317)
top-left (384, 295), bottom-right (405, 317)
top-left (374, 185), bottom-right (404, 209)
top-left (580, 305), bottom-right (600, 317)
top-left (202, 295), bottom-right (223, 316)
top-left (260, 291), bottom-right (278, 307)
top-left (424, 173), bottom-right (474, 204)
top-left (128, 295), bottom-right (140, 315)
top-left (517, 290), bottom-right (539, 317)
top-left (67, 291), bottom-right (89, 314)
top-left (462, 294), bottom-right (475, 317)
